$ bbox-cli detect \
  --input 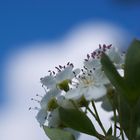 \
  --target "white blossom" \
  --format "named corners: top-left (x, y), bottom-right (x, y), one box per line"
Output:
top-left (36, 88), bottom-right (61, 125)
top-left (66, 69), bottom-right (108, 101)
top-left (40, 64), bottom-right (80, 90)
